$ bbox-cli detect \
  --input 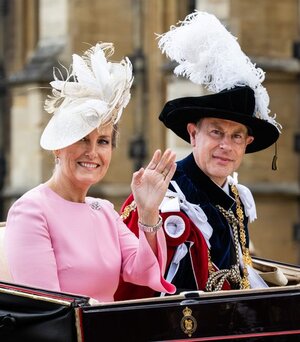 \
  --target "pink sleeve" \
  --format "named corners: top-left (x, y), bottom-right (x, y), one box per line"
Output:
top-left (117, 216), bottom-right (176, 294)
top-left (4, 197), bottom-right (60, 291)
